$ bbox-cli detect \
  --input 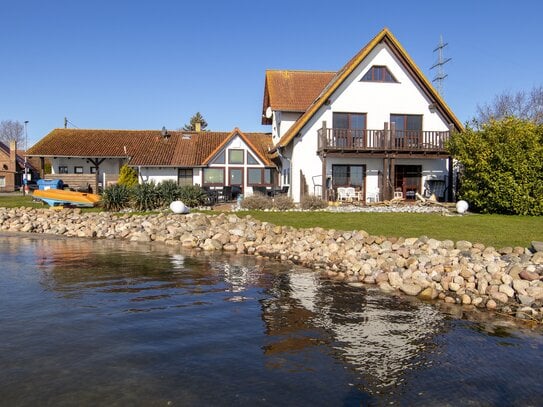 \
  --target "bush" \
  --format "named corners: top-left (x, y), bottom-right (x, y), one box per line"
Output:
top-left (178, 185), bottom-right (207, 207)
top-left (117, 164), bottom-right (138, 187)
top-left (273, 195), bottom-right (295, 210)
top-left (300, 195), bottom-right (328, 210)
top-left (132, 182), bottom-right (160, 211)
top-left (448, 117), bottom-right (543, 215)
top-left (102, 184), bottom-right (131, 211)
top-left (241, 194), bottom-right (273, 210)
top-left (157, 180), bottom-right (181, 207)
